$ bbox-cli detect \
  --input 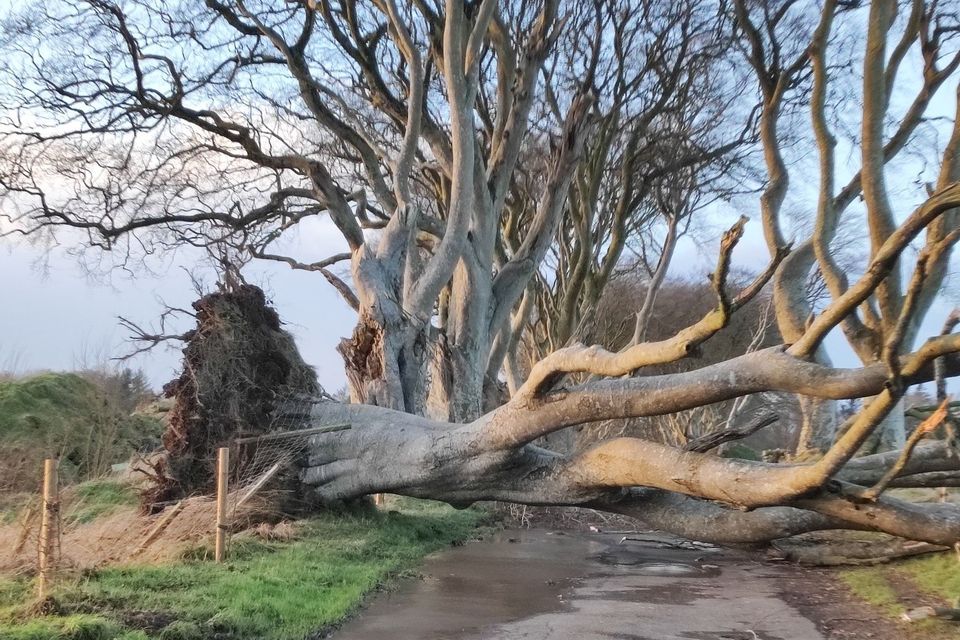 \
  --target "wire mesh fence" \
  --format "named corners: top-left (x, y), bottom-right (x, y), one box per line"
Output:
top-left (0, 394), bottom-right (351, 585)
